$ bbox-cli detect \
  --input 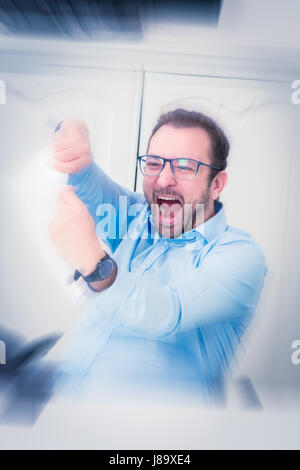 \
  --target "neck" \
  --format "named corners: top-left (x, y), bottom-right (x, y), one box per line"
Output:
top-left (204, 200), bottom-right (216, 222)
top-left (192, 200), bottom-right (216, 229)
